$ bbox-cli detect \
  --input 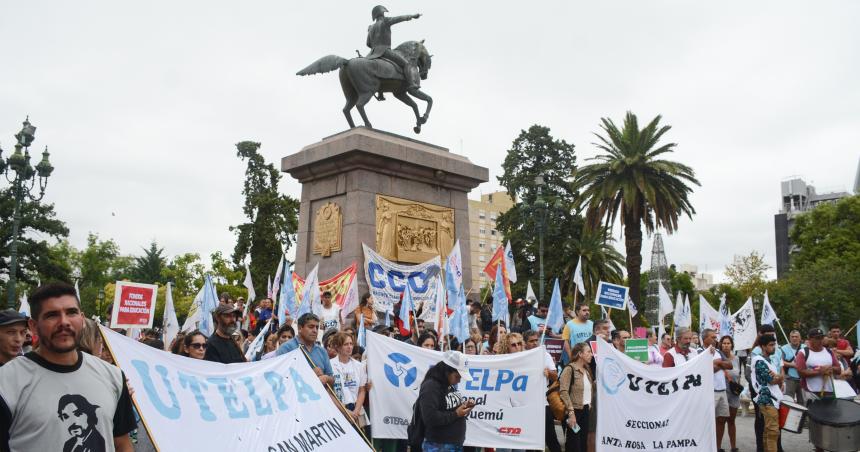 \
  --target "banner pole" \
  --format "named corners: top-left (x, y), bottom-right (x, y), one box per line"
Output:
top-left (628, 307), bottom-right (634, 333)
top-left (844, 322), bottom-right (857, 338)
top-left (298, 346), bottom-right (375, 450)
